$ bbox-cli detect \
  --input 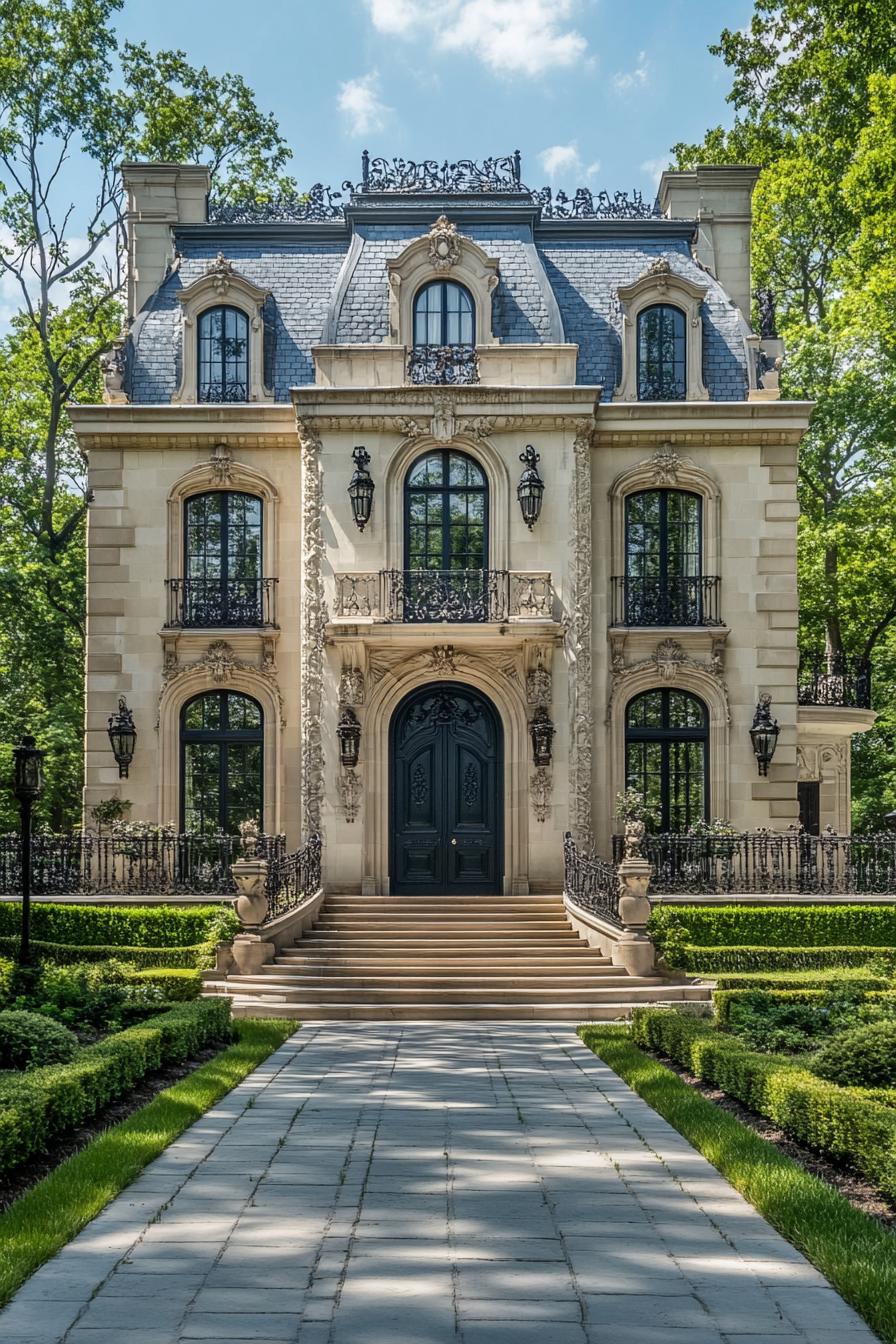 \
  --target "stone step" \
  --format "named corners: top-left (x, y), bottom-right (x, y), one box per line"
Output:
top-left (275, 953), bottom-right (610, 967)
top-left (323, 898), bottom-right (564, 912)
top-left (252, 971), bottom-right (629, 989)
top-left (311, 918), bottom-right (573, 931)
top-left (297, 938), bottom-right (587, 951)
top-left (205, 981), bottom-right (672, 1004)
